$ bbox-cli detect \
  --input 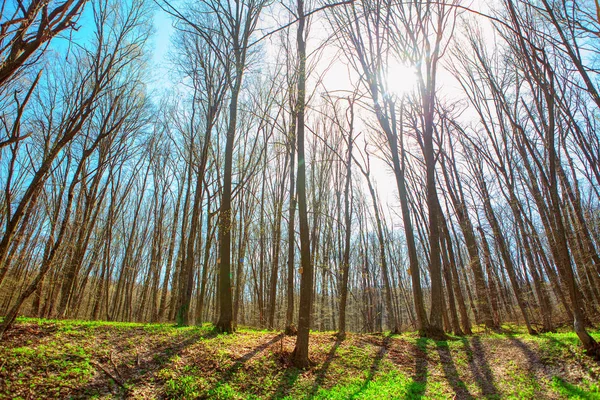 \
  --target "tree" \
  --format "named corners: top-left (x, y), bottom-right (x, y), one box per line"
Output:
top-left (292, 0), bottom-right (313, 368)
top-left (0, 0), bottom-right (151, 338)
top-left (0, 0), bottom-right (88, 90)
